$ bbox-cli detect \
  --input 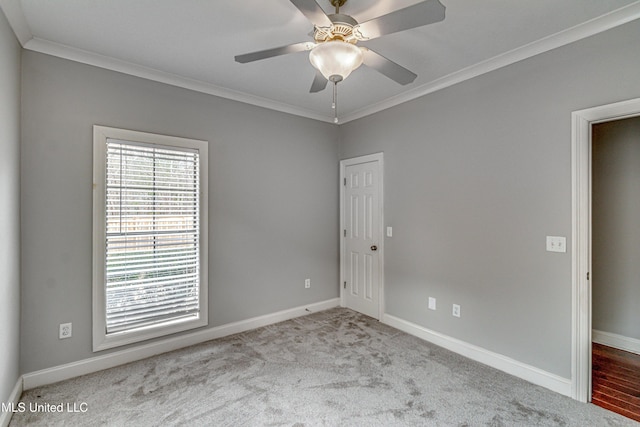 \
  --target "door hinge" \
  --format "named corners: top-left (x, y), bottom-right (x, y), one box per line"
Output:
top-left (343, 229), bottom-right (346, 237)
top-left (343, 281), bottom-right (346, 289)
top-left (587, 272), bottom-right (590, 280)
top-left (343, 177), bottom-right (346, 186)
